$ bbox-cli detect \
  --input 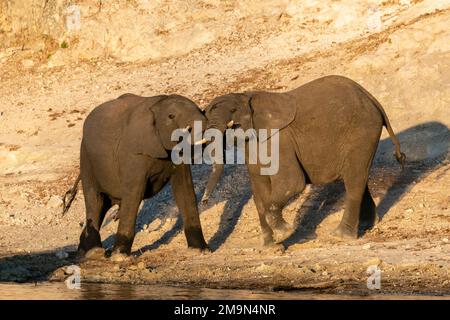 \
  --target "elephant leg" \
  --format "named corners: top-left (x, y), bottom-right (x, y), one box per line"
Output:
top-left (249, 173), bottom-right (276, 246)
top-left (358, 184), bottom-right (378, 233)
top-left (78, 191), bottom-right (111, 255)
top-left (334, 139), bottom-right (376, 239)
top-left (171, 164), bottom-right (209, 250)
top-left (78, 154), bottom-right (111, 257)
top-left (267, 173), bottom-right (305, 243)
top-left (334, 177), bottom-right (366, 239)
top-left (265, 133), bottom-right (305, 243)
top-left (112, 193), bottom-right (144, 255)
top-left (112, 163), bottom-right (147, 255)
